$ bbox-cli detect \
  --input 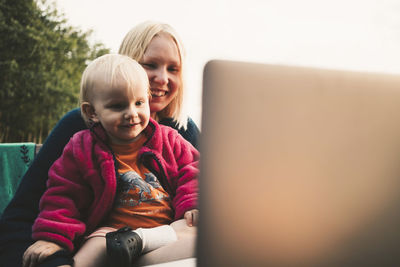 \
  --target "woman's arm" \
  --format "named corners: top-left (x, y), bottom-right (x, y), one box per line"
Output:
top-left (0, 108), bottom-right (86, 266)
